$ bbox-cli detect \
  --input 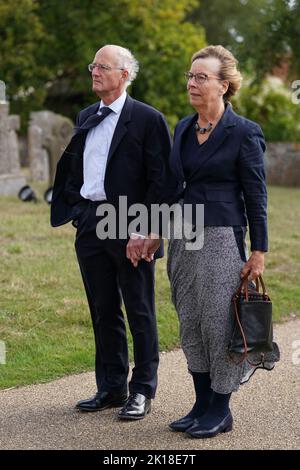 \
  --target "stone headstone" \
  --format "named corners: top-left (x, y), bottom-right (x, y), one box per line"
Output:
top-left (8, 115), bottom-right (22, 174)
top-left (28, 111), bottom-right (73, 185)
top-left (0, 83), bottom-right (26, 196)
top-left (28, 123), bottom-right (49, 182)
